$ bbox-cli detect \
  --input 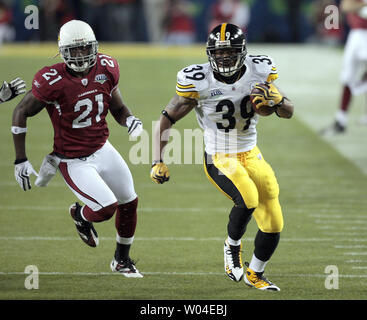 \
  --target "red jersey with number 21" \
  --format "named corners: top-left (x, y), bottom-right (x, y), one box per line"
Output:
top-left (32, 53), bottom-right (119, 158)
